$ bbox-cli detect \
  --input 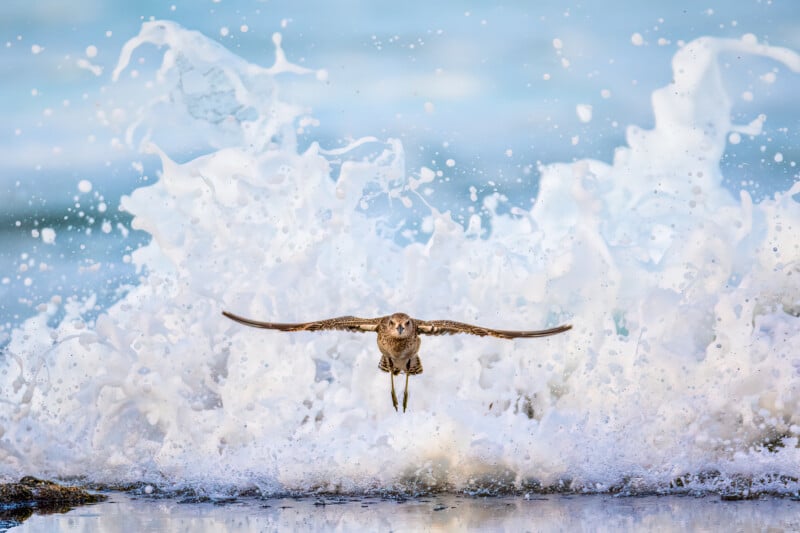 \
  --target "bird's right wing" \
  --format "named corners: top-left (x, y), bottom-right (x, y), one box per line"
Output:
top-left (222, 311), bottom-right (381, 333)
